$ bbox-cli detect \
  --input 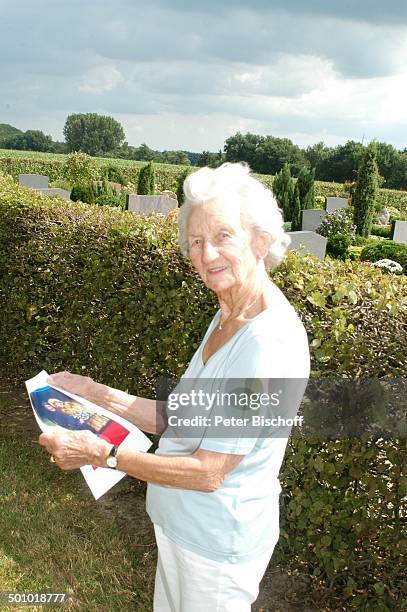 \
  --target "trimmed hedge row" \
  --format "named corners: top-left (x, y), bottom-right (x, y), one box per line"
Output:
top-left (1, 175), bottom-right (406, 609)
top-left (360, 240), bottom-right (407, 273)
top-left (1, 149), bottom-right (407, 215)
